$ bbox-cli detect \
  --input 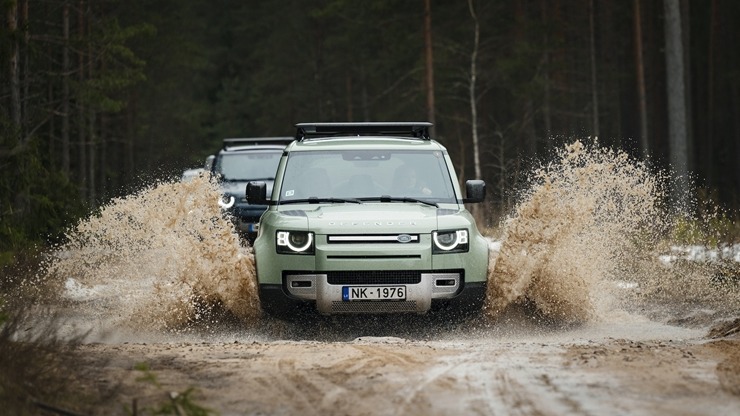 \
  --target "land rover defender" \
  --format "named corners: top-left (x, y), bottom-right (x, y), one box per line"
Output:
top-left (247, 123), bottom-right (488, 317)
